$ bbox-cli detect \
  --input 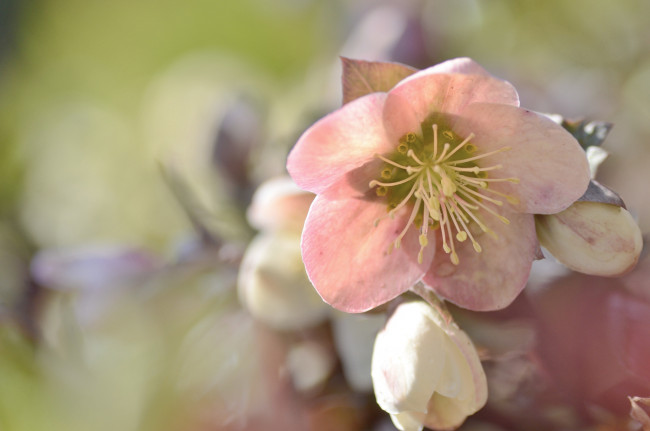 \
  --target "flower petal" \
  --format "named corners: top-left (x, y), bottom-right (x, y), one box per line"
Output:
top-left (453, 103), bottom-right (591, 214)
top-left (424, 211), bottom-right (538, 311)
top-left (302, 176), bottom-right (434, 312)
top-left (372, 301), bottom-right (446, 414)
top-left (447, 331), bottom-right (487, 411)
top-left (421, 57), bottom-right (493, 76)
top-left (382, 71), bottom-right (519, 145)
top-left (390, 412), bottom-right (426, 431)
top-left (287, 92), bottom-right (392, 194)
top-left (436, 326), bottom-right (487, 407)
top-left (422, 393), bottom-right (474, 431)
